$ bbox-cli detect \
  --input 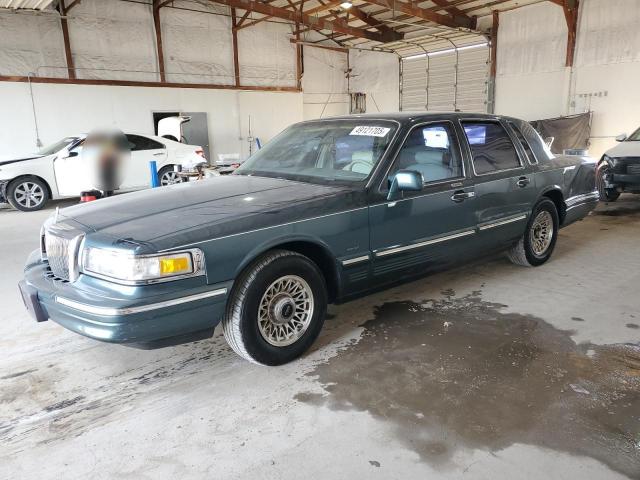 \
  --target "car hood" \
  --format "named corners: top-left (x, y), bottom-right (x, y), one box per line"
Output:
top-left (59, 175), bottom-right (353, 251)
top-left (605, 141), bottom-right (640, 158)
